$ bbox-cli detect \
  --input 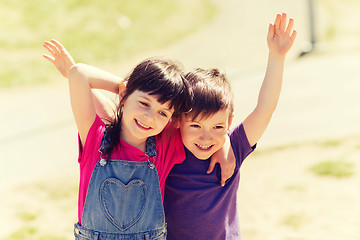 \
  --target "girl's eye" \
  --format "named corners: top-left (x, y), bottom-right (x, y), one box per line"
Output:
top-left (159, 111), bottom-right (168, 118)
top-left (139, 101), bottom-right (149, 107)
